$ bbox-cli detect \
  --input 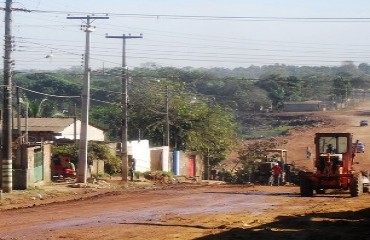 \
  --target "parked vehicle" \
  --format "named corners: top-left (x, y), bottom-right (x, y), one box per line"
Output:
top-left (253, 149), bottom-right (300, 185)
top-left (360, 120), bottom-right (369, 126)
